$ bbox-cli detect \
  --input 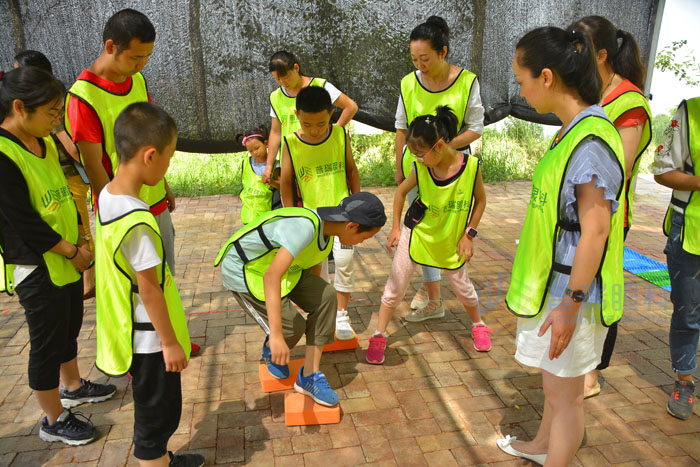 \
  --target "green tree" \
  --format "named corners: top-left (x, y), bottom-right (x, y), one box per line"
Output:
top-left (655, 40), bottom-right (700, 87)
